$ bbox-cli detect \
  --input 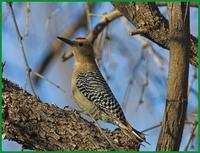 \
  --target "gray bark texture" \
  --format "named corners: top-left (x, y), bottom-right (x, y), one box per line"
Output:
top-left (112, 2), bottom-right (198, 67)
top-left (2, 78), bottom-right (140, 151)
